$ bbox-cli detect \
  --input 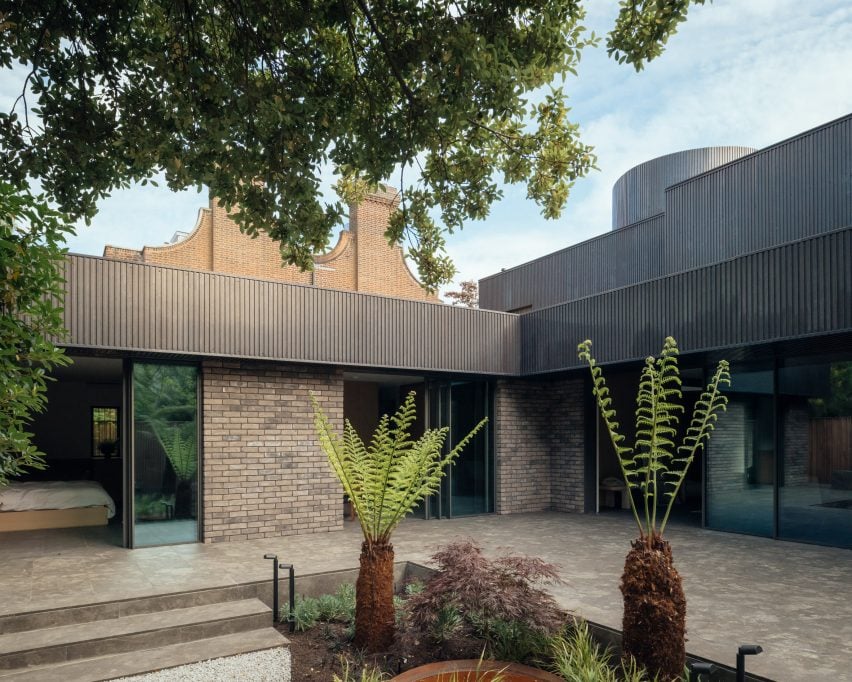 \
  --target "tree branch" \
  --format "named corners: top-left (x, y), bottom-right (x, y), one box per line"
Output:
top-left (352, 0), bottom-right (418, 107)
